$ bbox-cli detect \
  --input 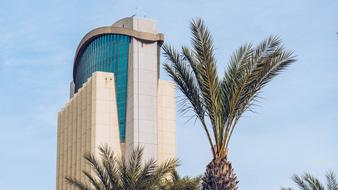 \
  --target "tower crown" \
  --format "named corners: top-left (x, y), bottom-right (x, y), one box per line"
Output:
top-left (72, 17), bottom-right (164, 91)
